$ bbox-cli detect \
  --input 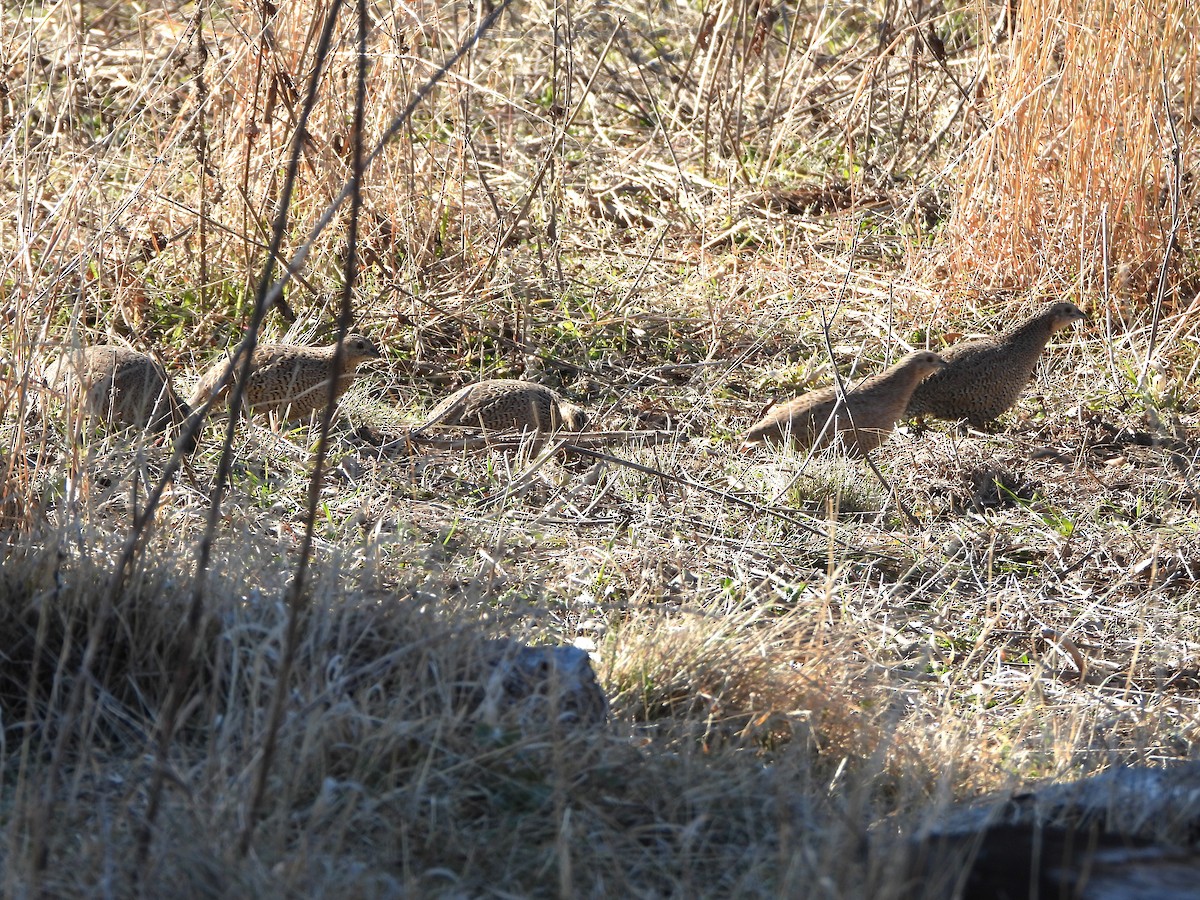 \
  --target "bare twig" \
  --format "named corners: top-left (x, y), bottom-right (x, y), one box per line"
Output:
top-left (786, 221), bottom-right (919, 528)
top-left (252, 0), bottom-right (520, 319)
top-left (236, 0), bottom-right (371, 857)
top-left (559, 443), bottom-right (884, 553)
top-left (395, 428), bottom-right (679, 452)
top-left (129, 0), bottom-right (348, 869)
